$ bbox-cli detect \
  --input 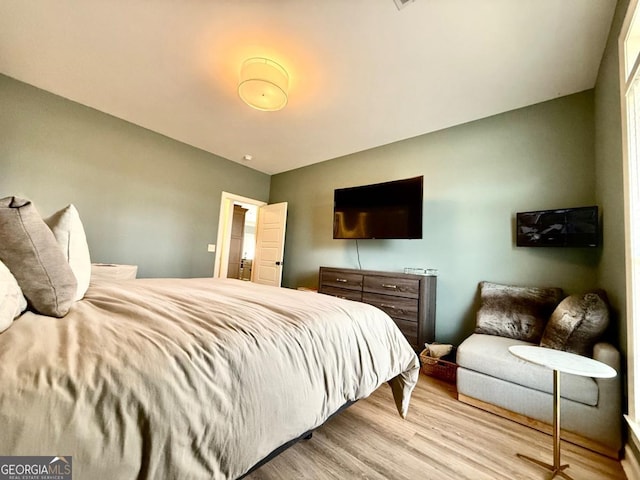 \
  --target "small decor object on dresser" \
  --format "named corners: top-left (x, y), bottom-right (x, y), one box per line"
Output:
top-left (318, 266), bottom-right (436, 349)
